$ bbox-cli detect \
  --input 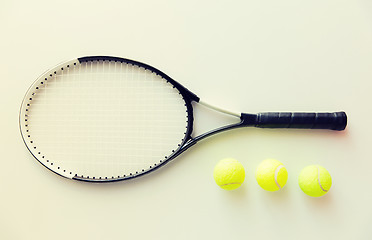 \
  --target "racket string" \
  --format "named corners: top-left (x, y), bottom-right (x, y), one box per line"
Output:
top-left (23, 60), bottom-right (189, 179)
